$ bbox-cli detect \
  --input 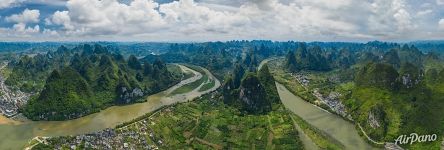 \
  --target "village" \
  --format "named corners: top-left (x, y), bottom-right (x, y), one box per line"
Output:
top-left (40, 111), bottom-right (167, 150)
top-left (0, 62), bottom-right (30, 117)
top-left (291, 72), bottom-right (351, 120)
